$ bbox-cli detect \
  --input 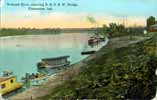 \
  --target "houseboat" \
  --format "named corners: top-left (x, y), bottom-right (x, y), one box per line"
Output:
top-left (0, 76), bottom-right (23, 95)
top-left (37, 56), bottom-right (70, 69)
